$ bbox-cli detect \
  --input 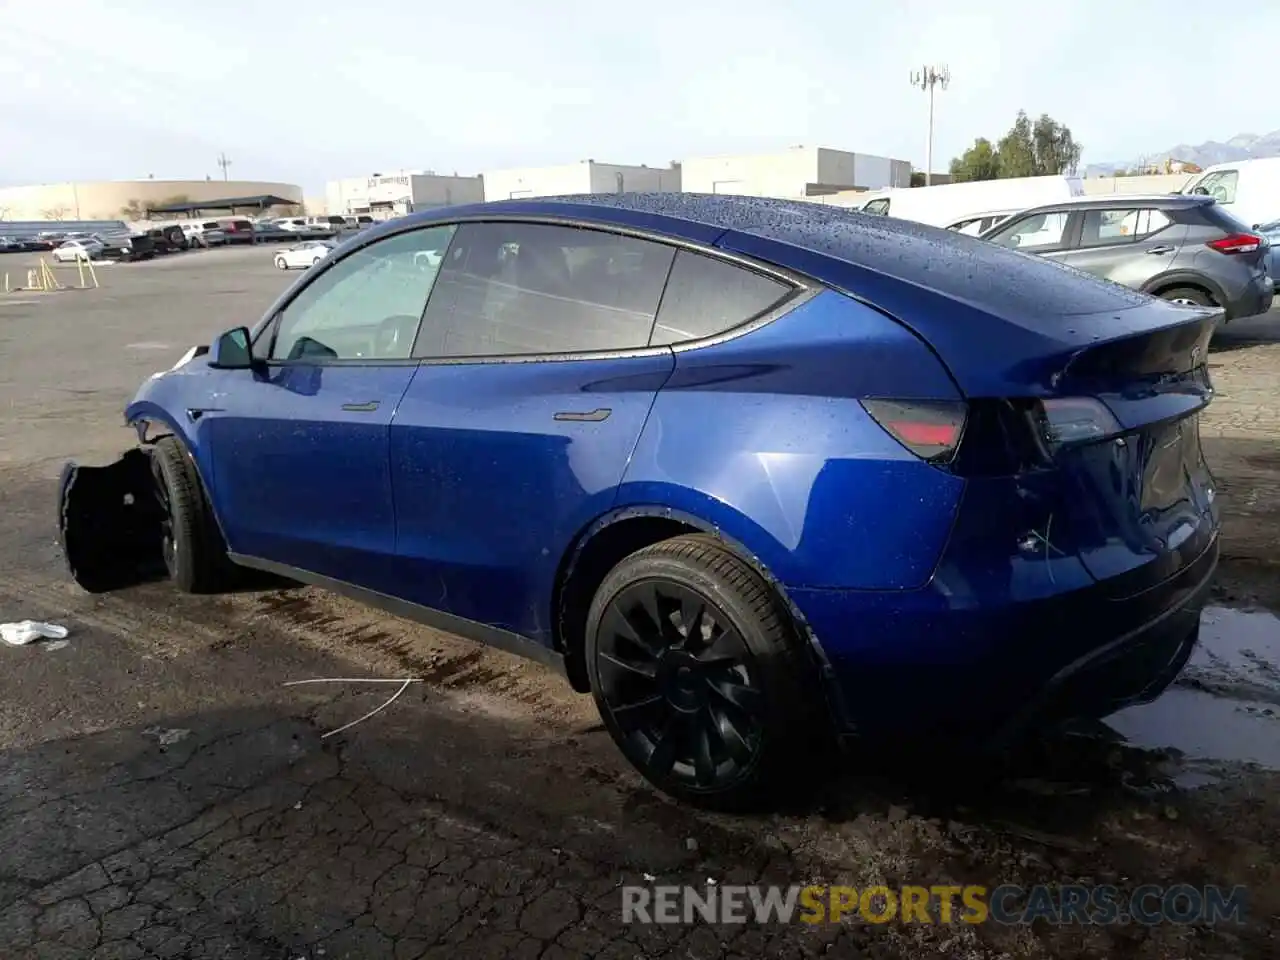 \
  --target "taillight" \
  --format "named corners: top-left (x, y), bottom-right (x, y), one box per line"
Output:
top-left (1206, 233), bottom-right (1262, 255)
top-left (861, 399), bottom-right (967, 463)
top-left (1036, 397), bottom-right (1123, 447)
